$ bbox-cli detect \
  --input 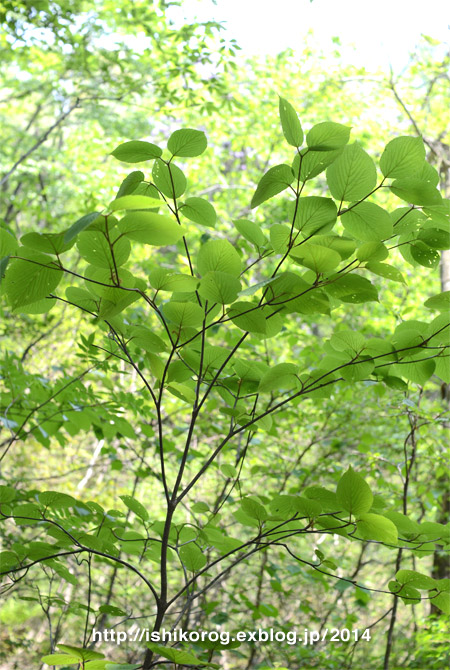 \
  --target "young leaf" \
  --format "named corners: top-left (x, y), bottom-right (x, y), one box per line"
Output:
top-left (197, 239), bottom-right (242, 277)
top-left (0, 228), bottom-right (18, 256)
top-left (107, 195), bottom-right (162, 212)
top-left (365, 262), bottom-right (406, 283)
top-left (3, 250), bottom-right (62, 309)
top-left (77, 231), bottom-right (130, 268)
top-left (259, 363), bottom-right (299, 392)
top-left (145, 644), bottom-right (210, 666)
top-left (234, 219), bottom-right (267, 247)
top-left (41, 654), bottom-right (80, 665)
top-left (111, 140), bottom-right (162, 163)
top-left (118, 212), bottom-right (185, 246)
top-left (251, 164), bottom-right (294, 208)
top-left (241, 497), bottom-right (268, 522)
top-left (356, 513), bottom-right (398, 544)
top-left (306, 121), bottom-right (351, 151)
top-left (326, 143), bottom-right (377, 202)
top-left (293, 197), bottom-right (337, 235)
top-left (179, 544), bottom-right (207, 572)
top-left (379, 136), bottom-right (426, 179)
top-left (152, 159), bottom-right (186, 199)
top-left (180, 197), bottom-right (217, 228)
top-left (290, 243), bottom-right (341, 273)
top-left (167, 128), bottom-right (207, 157)
top-left (64, 212), bottom-right (102, 243)
top-left (278, 97), bottom-right (303, 147)
top-left (119, 495), bottom-right (149, 521)
top-left (198, 271), bottom-right (241, 304)
top-left (340, 202), bottom-right (393, 241)
top-left (336, 467), bottom-right (373, 516)
top-left (390, 178), bottom-right (442, 206)
top-left (115, 170), bottom-right (145, 198)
